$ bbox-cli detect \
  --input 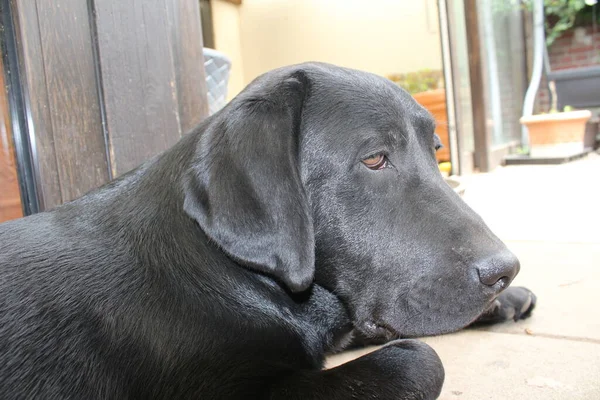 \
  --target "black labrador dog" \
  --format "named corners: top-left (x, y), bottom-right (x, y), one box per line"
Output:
top-left (0, 63), bottom-right (535, 399)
